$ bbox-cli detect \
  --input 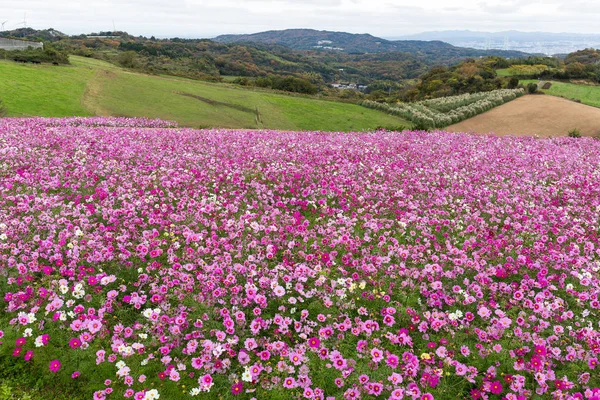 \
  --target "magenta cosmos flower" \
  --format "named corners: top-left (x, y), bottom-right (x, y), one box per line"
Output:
top-left (49, 359), bottom-right (61, 373)
top-left (69, 338), bottom-right (82, 349)
top-left (490, 381), bottom-right (503, 395)
top-left (231, 382), bottom-right (243, 395)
